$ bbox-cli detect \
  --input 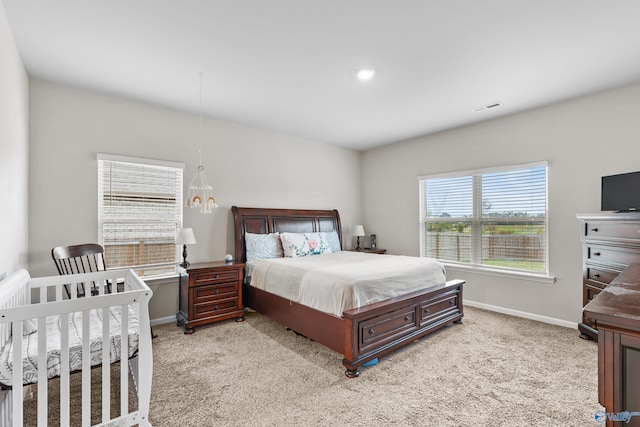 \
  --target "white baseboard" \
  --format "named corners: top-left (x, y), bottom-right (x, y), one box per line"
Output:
top-left (463, 299), bottom-right (578, 329)
top-left (151, 315), bottom-right (176, 326)
top-left (151, 303), bottom-right (578, 329)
